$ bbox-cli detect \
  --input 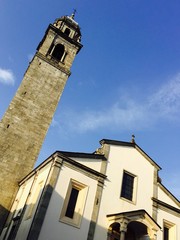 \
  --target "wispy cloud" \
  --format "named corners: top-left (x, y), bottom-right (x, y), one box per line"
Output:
top-left (149, 73), bottom-right (180, 119)
top-left (53, 73), bottom-right (180, 133)
top-left (62, 101), bottom-right (149, 133)
top-left (0, 68), bottom-right (15, 85)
